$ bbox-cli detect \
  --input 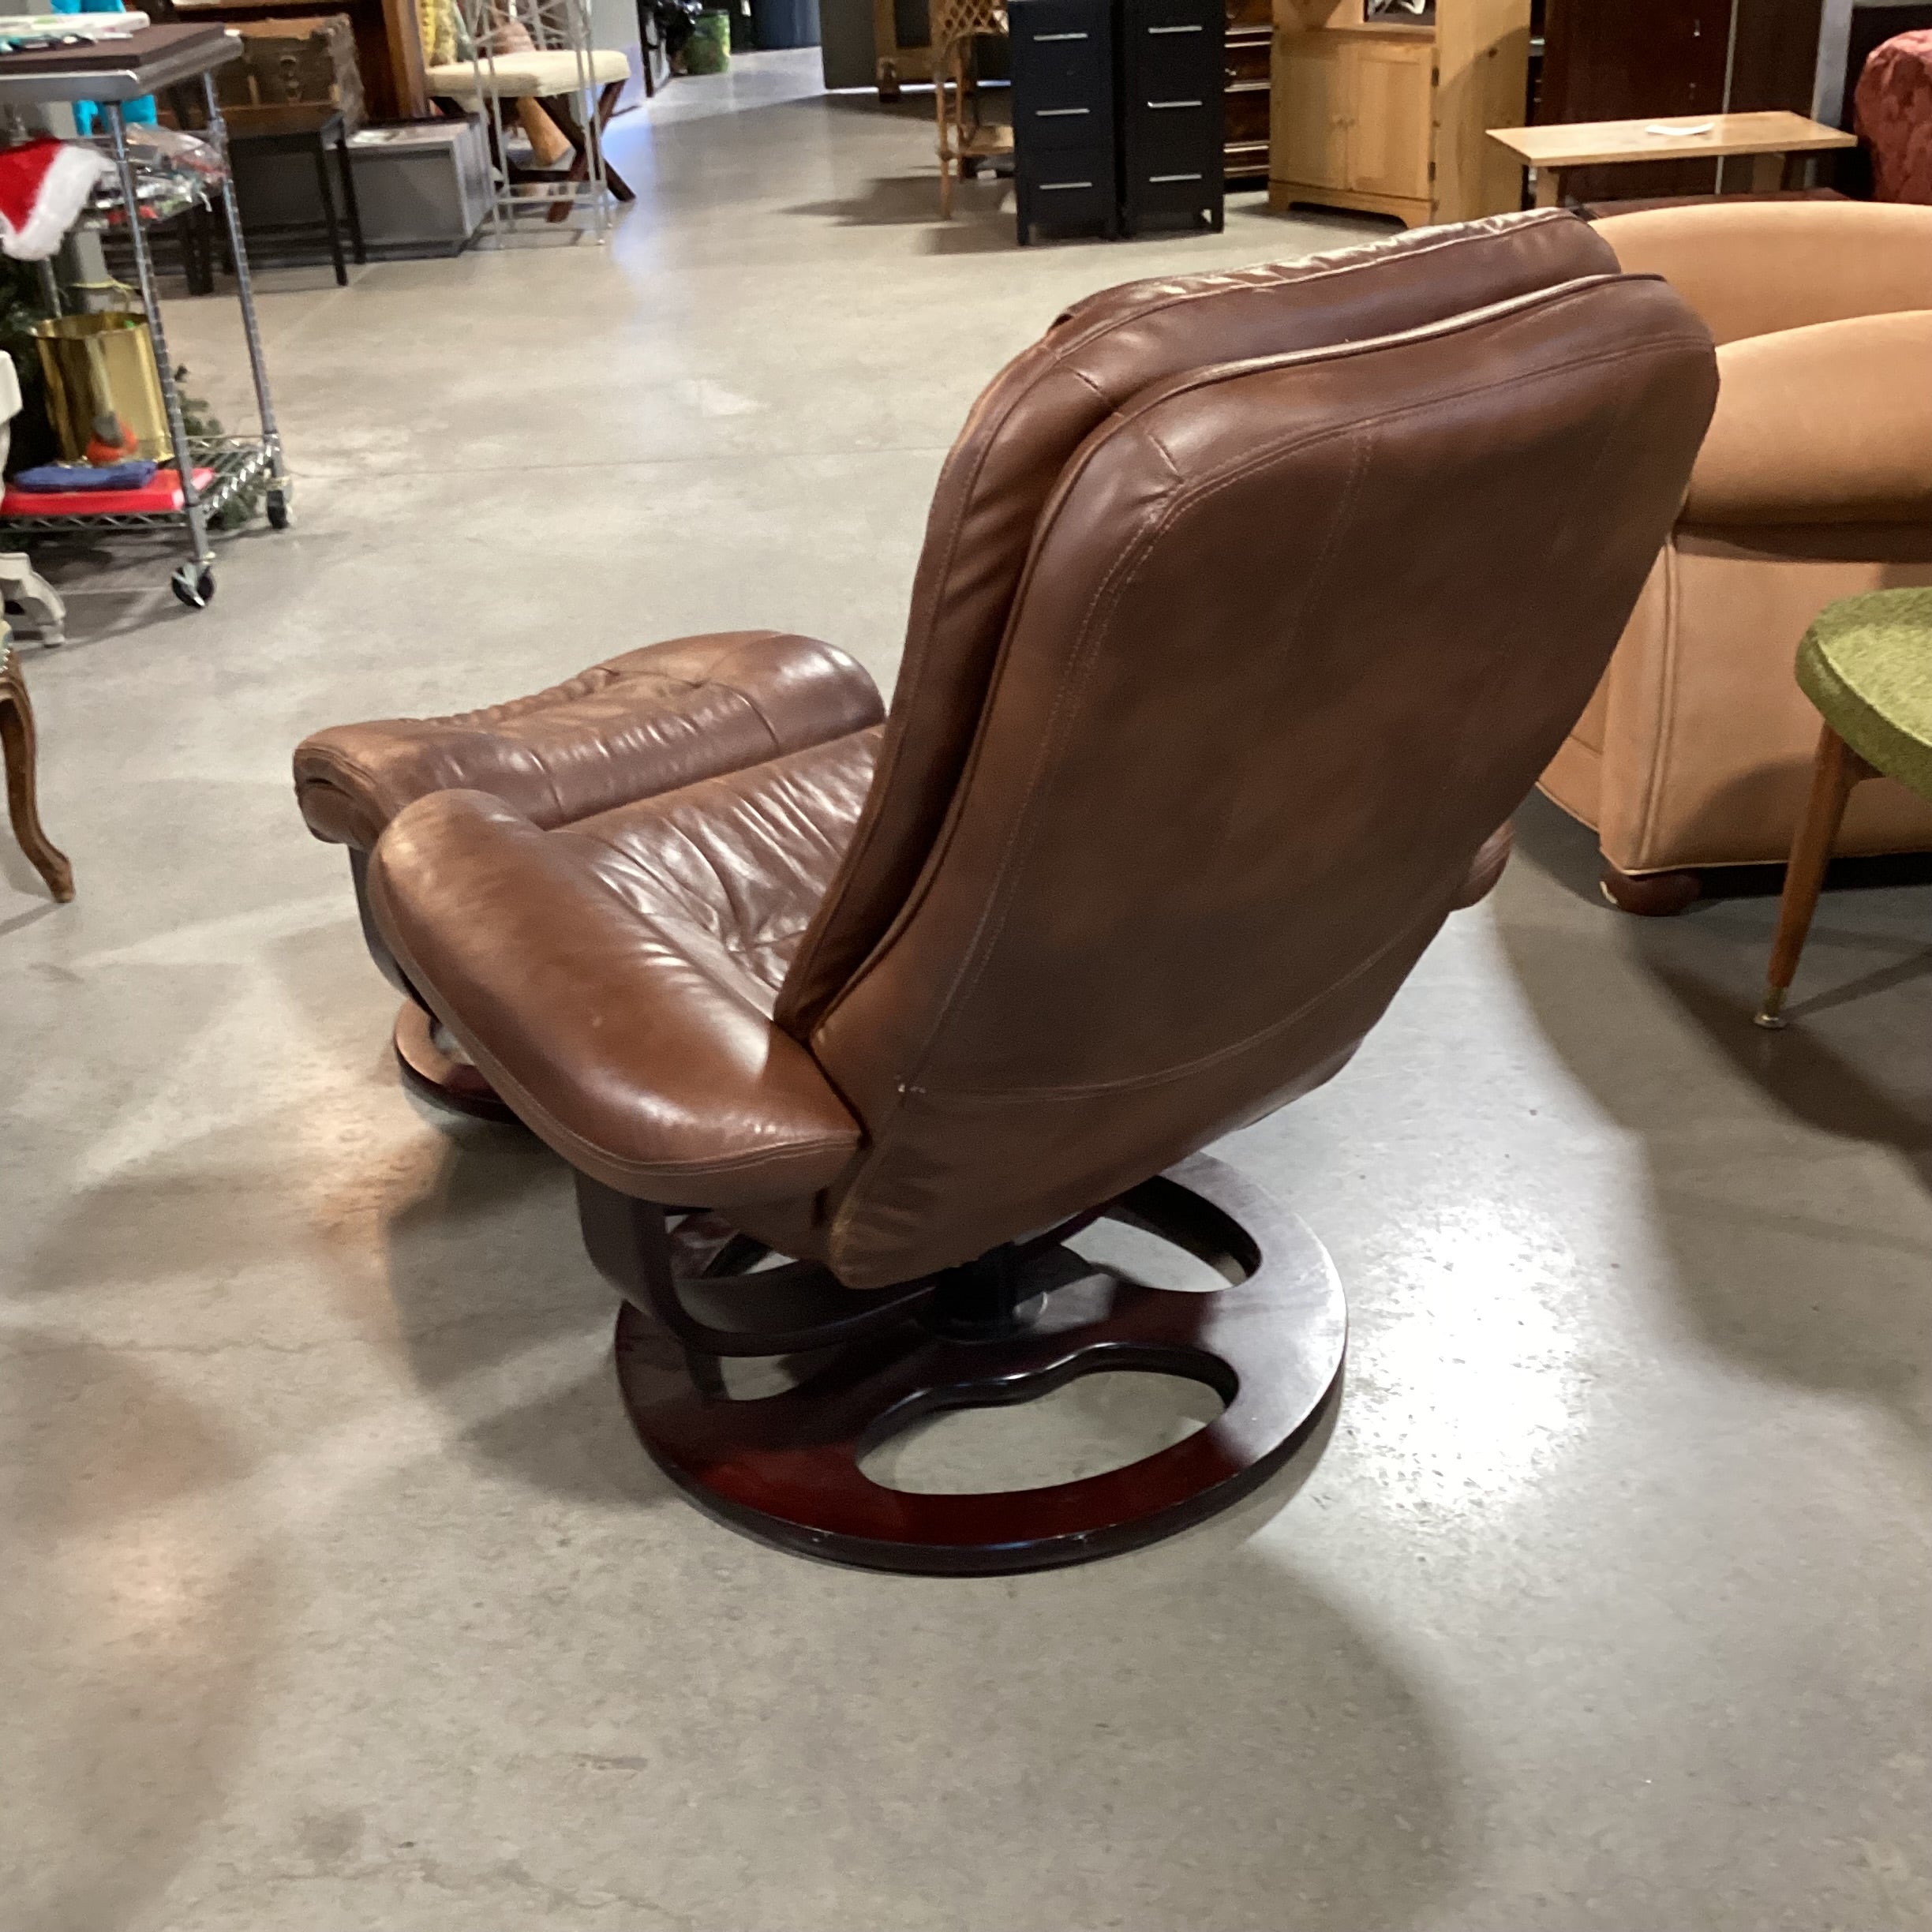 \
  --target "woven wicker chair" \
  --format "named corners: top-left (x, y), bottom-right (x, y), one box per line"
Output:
top-left (930, 0), bottom-right (1010, 218)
